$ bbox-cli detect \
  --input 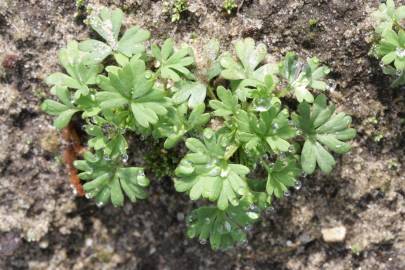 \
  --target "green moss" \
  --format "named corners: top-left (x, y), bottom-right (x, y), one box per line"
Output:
top-left (144, 141), bottom-right (181, 179)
